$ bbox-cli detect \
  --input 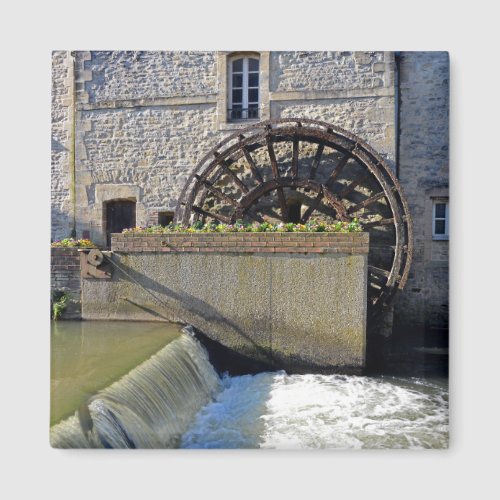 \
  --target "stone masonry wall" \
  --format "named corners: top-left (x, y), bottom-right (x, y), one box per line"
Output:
top-left (393, 52), bottom-right (449, 345)
top-left (270, 51), bottom-right (386, 93)
top-left (75, 104), bottom-right (218, 242)
top-left (84, 51), bottom-right (217, 103)
top-left (269, 51), bottom-right (395, 165)
top-left (274, 97), bottom-right (395, 161)
top-left (50, 51), bottom-right (395, 246)
top-left (51, 51), bottom-right (73, 240)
